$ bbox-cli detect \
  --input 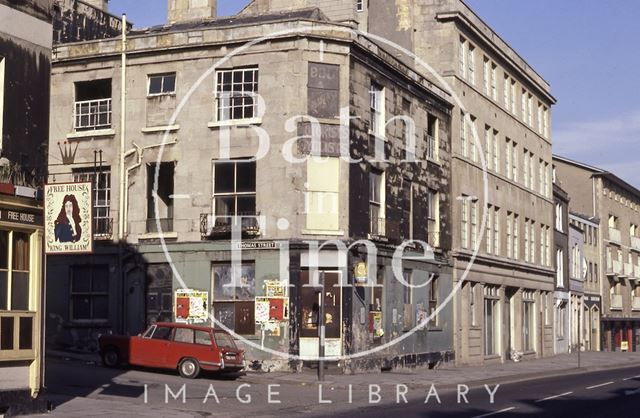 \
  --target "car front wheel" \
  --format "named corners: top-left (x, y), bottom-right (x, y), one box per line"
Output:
top-left (178, 358), bottom-right (200, 379)
top-left (102, 348), bottom-right (120, 368)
